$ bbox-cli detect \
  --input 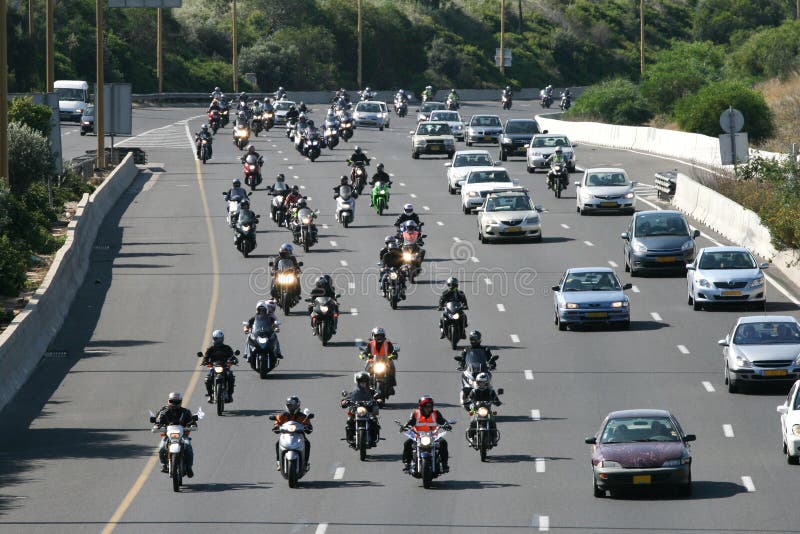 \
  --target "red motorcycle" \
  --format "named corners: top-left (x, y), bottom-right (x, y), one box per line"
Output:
top-left (398, 221), bottom-right (426, 283)
top-left (208, 110), bottom-right (221, 134)
top-left (243, 154), bottom-right (262, 191)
